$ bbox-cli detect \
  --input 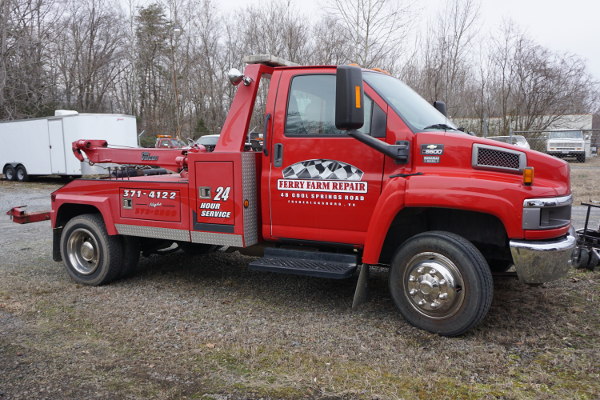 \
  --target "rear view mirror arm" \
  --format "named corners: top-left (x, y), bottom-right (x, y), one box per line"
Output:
top-left (347, 131), bottom-right (409, 164)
